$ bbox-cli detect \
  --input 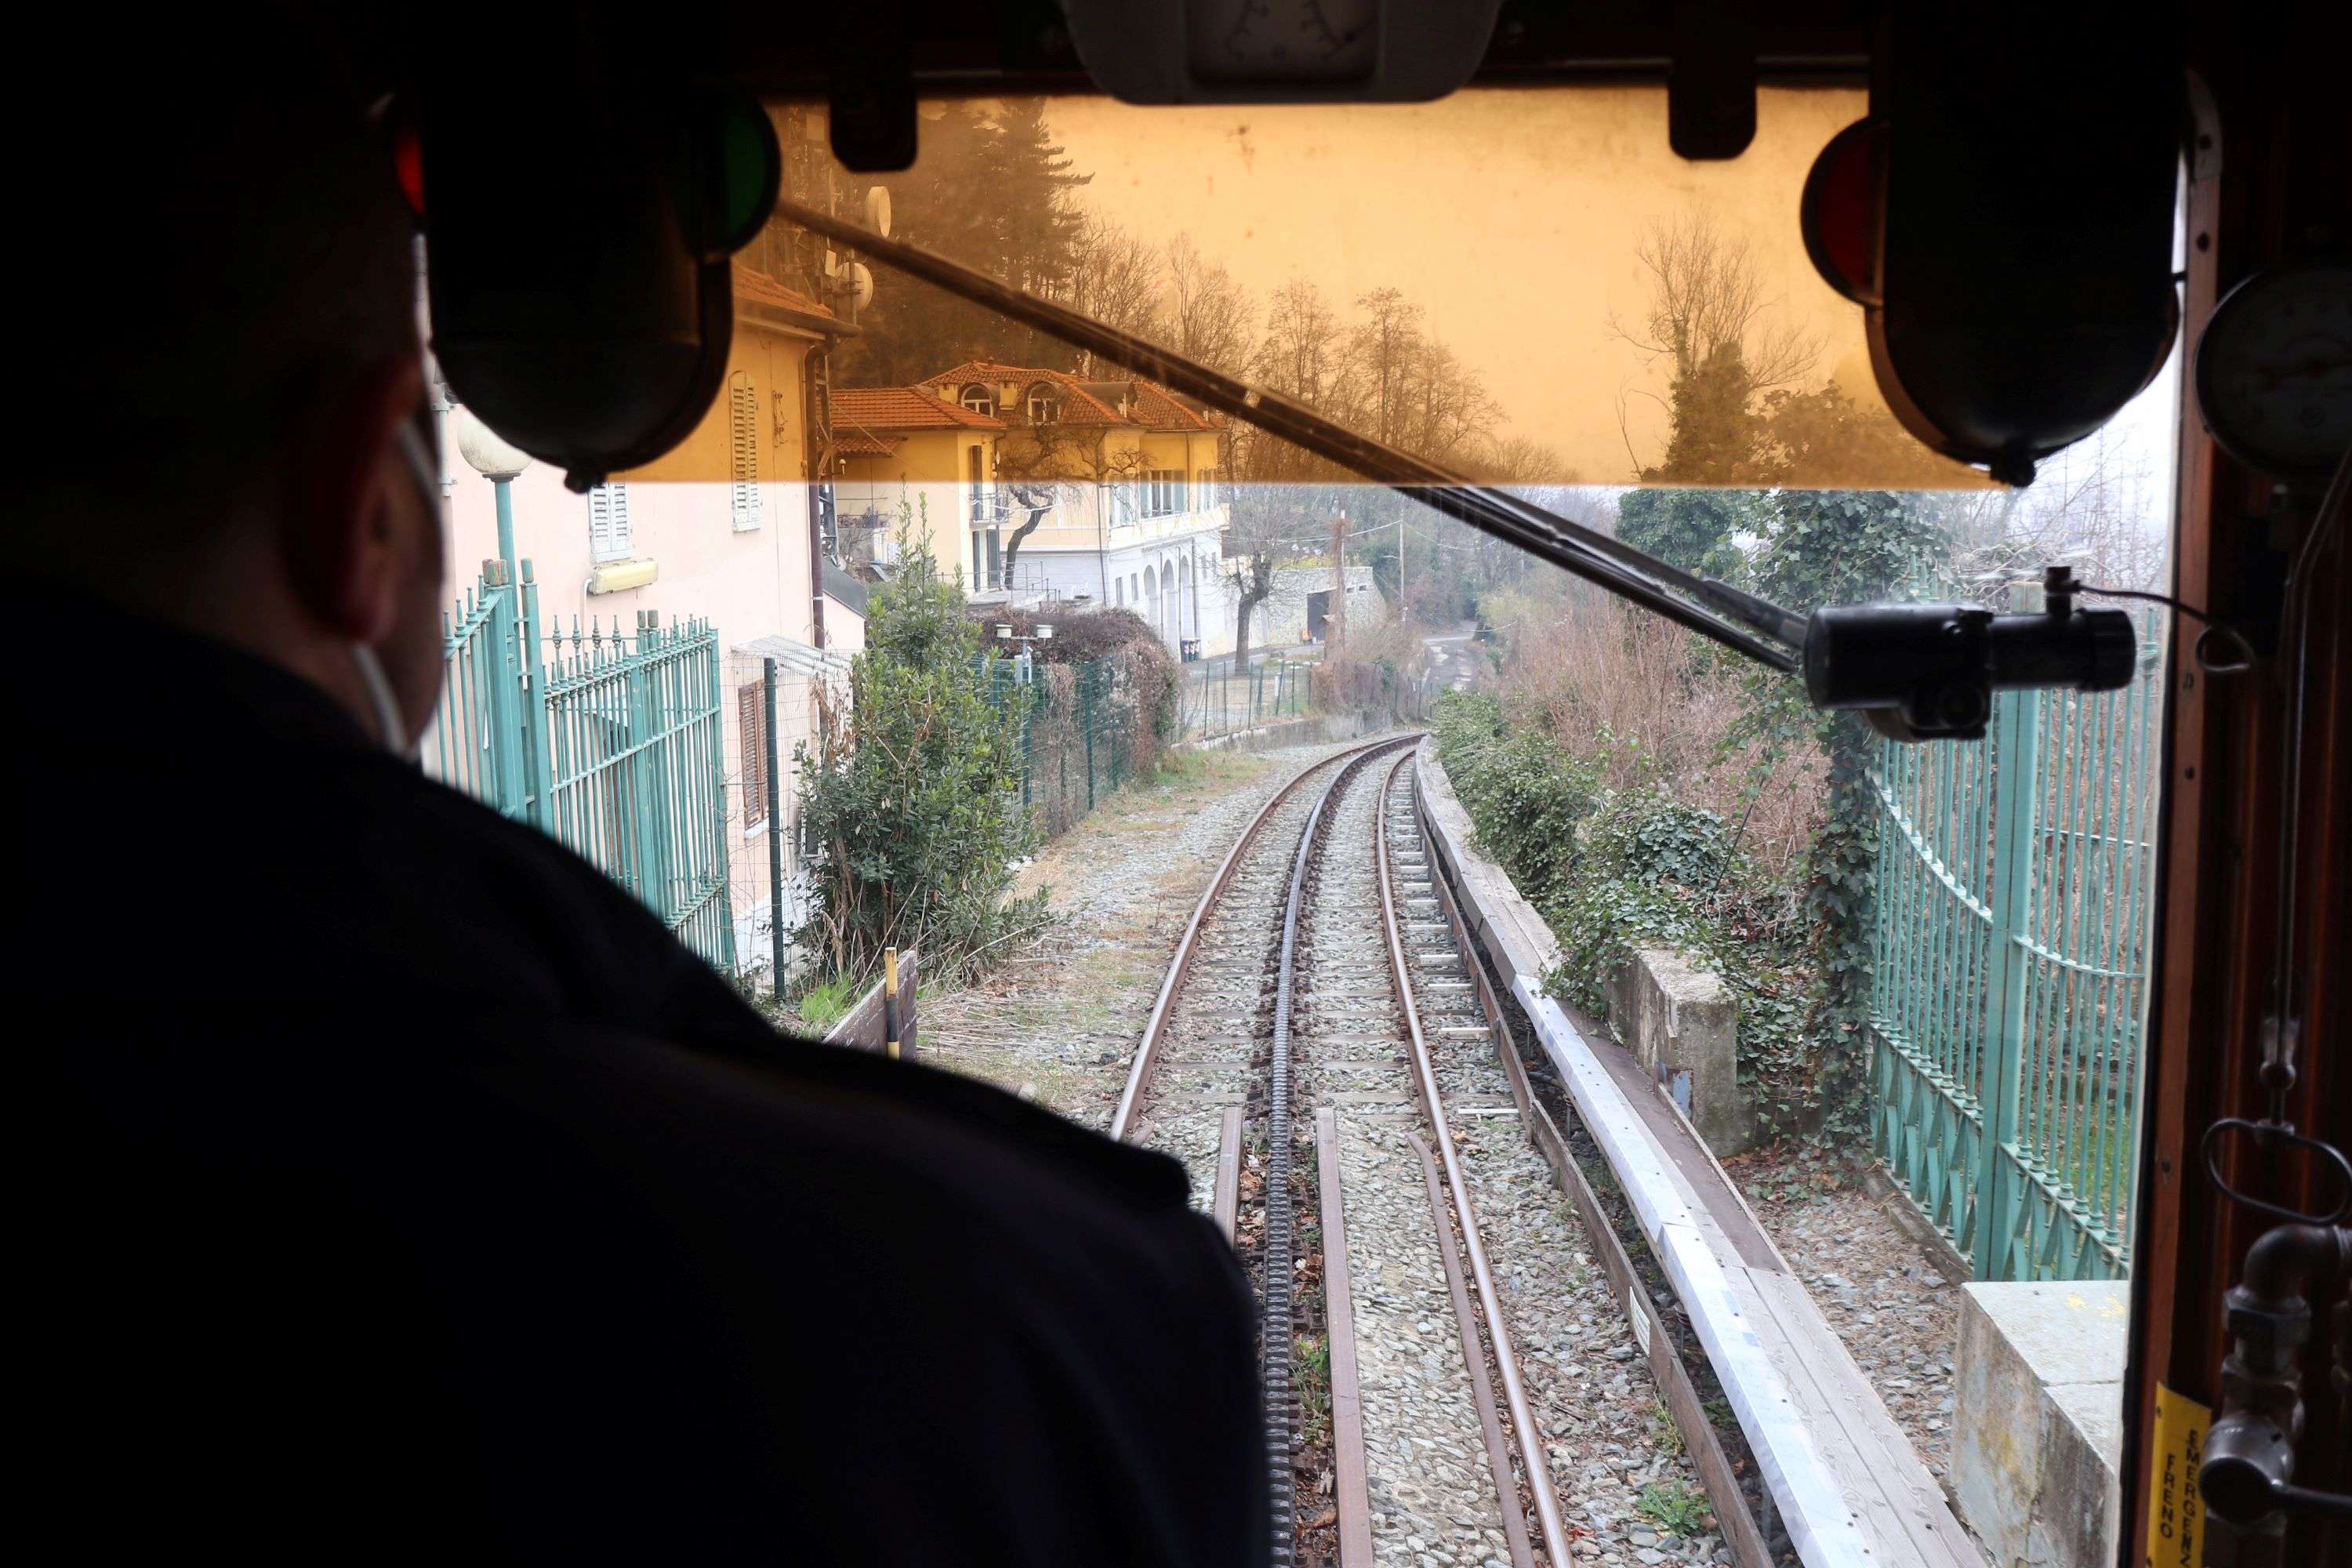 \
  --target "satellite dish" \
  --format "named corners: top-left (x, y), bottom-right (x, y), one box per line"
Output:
top-left (865, 185), bottom-right (893, 238)
top-left (844, 261), bottom-right (874, 310)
